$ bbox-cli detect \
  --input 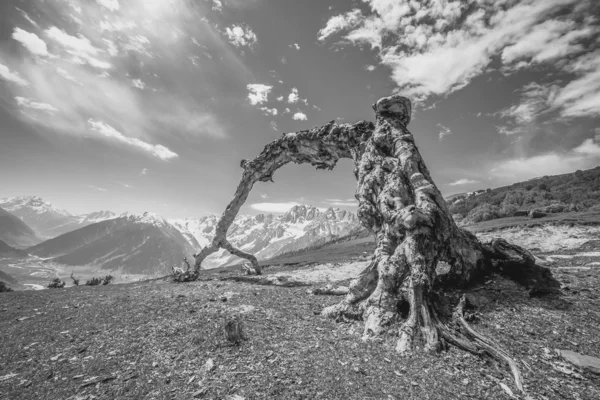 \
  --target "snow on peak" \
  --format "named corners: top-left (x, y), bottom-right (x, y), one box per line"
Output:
top-left (124, 211), bottom-right (170, 227)
top-left (0, 195), bottom-right (72, 216)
